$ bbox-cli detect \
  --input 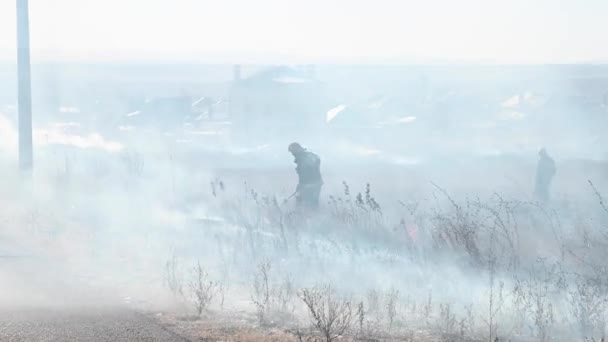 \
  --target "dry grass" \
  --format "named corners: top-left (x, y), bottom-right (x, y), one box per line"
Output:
top-left (152, 310), bottom-right (474, 342)
top-left (7, 154), bottom-right (608, 342)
